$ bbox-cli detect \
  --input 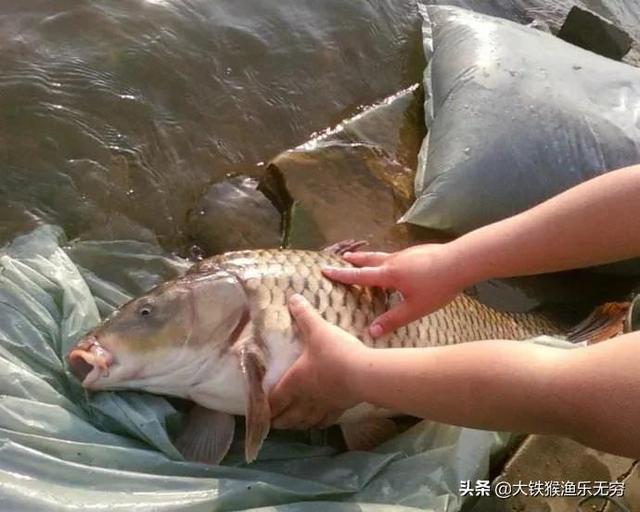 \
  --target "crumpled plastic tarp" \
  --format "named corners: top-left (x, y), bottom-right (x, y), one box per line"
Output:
top-left (0, 225), bottom-right (513, 511)
top-left (401, 5), bottom-right (640, 236)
